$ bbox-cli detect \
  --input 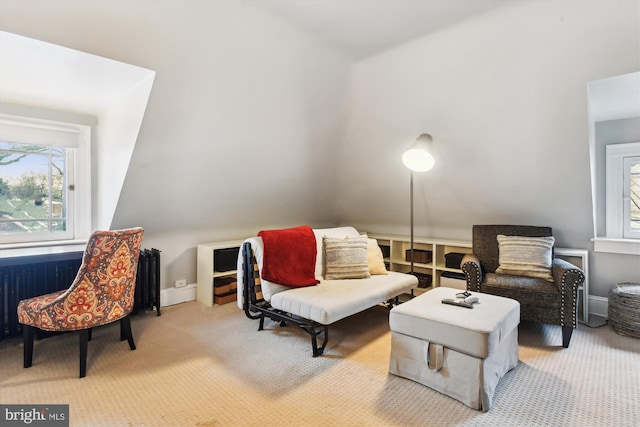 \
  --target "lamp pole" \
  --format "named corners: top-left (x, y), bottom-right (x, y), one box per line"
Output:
top-left (410, 171), bottom-right (414, 276)
top-left (402, 133), bottom-right (435, 294)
